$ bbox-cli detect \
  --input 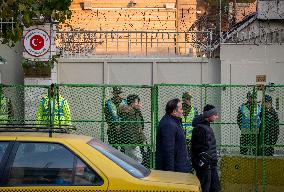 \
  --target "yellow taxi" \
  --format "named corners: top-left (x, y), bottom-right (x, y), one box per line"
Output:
top-left (0, 128), bottom-right (200, 191)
